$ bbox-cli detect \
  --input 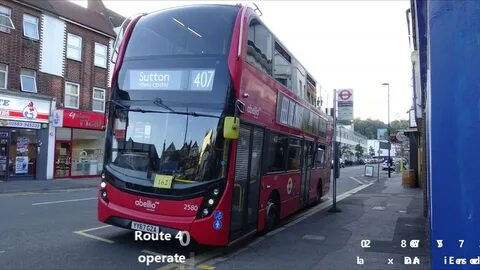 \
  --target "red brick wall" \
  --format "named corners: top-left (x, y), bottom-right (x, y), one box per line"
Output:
top-left (0, 0), bottom-right (41, 91)
top-left (64, 23), bottom-right (109, 111)
top-left (0, 0), bottom-right (111, 113)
